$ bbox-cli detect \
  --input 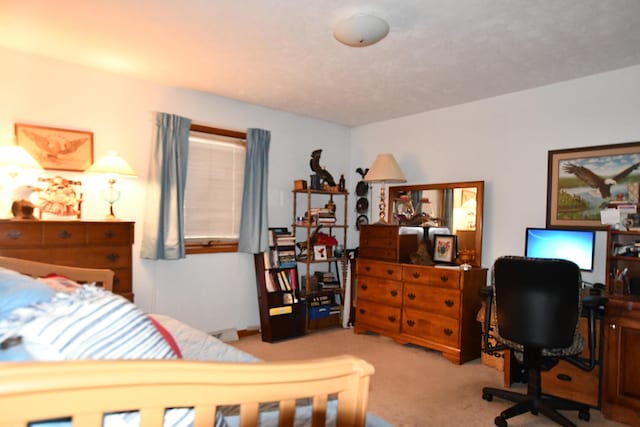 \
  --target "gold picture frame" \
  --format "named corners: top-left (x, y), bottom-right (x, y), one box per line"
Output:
top-left (547, 141), bottom-right (640, 229)
top-left (15, 123), bottom-right (93, 171)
